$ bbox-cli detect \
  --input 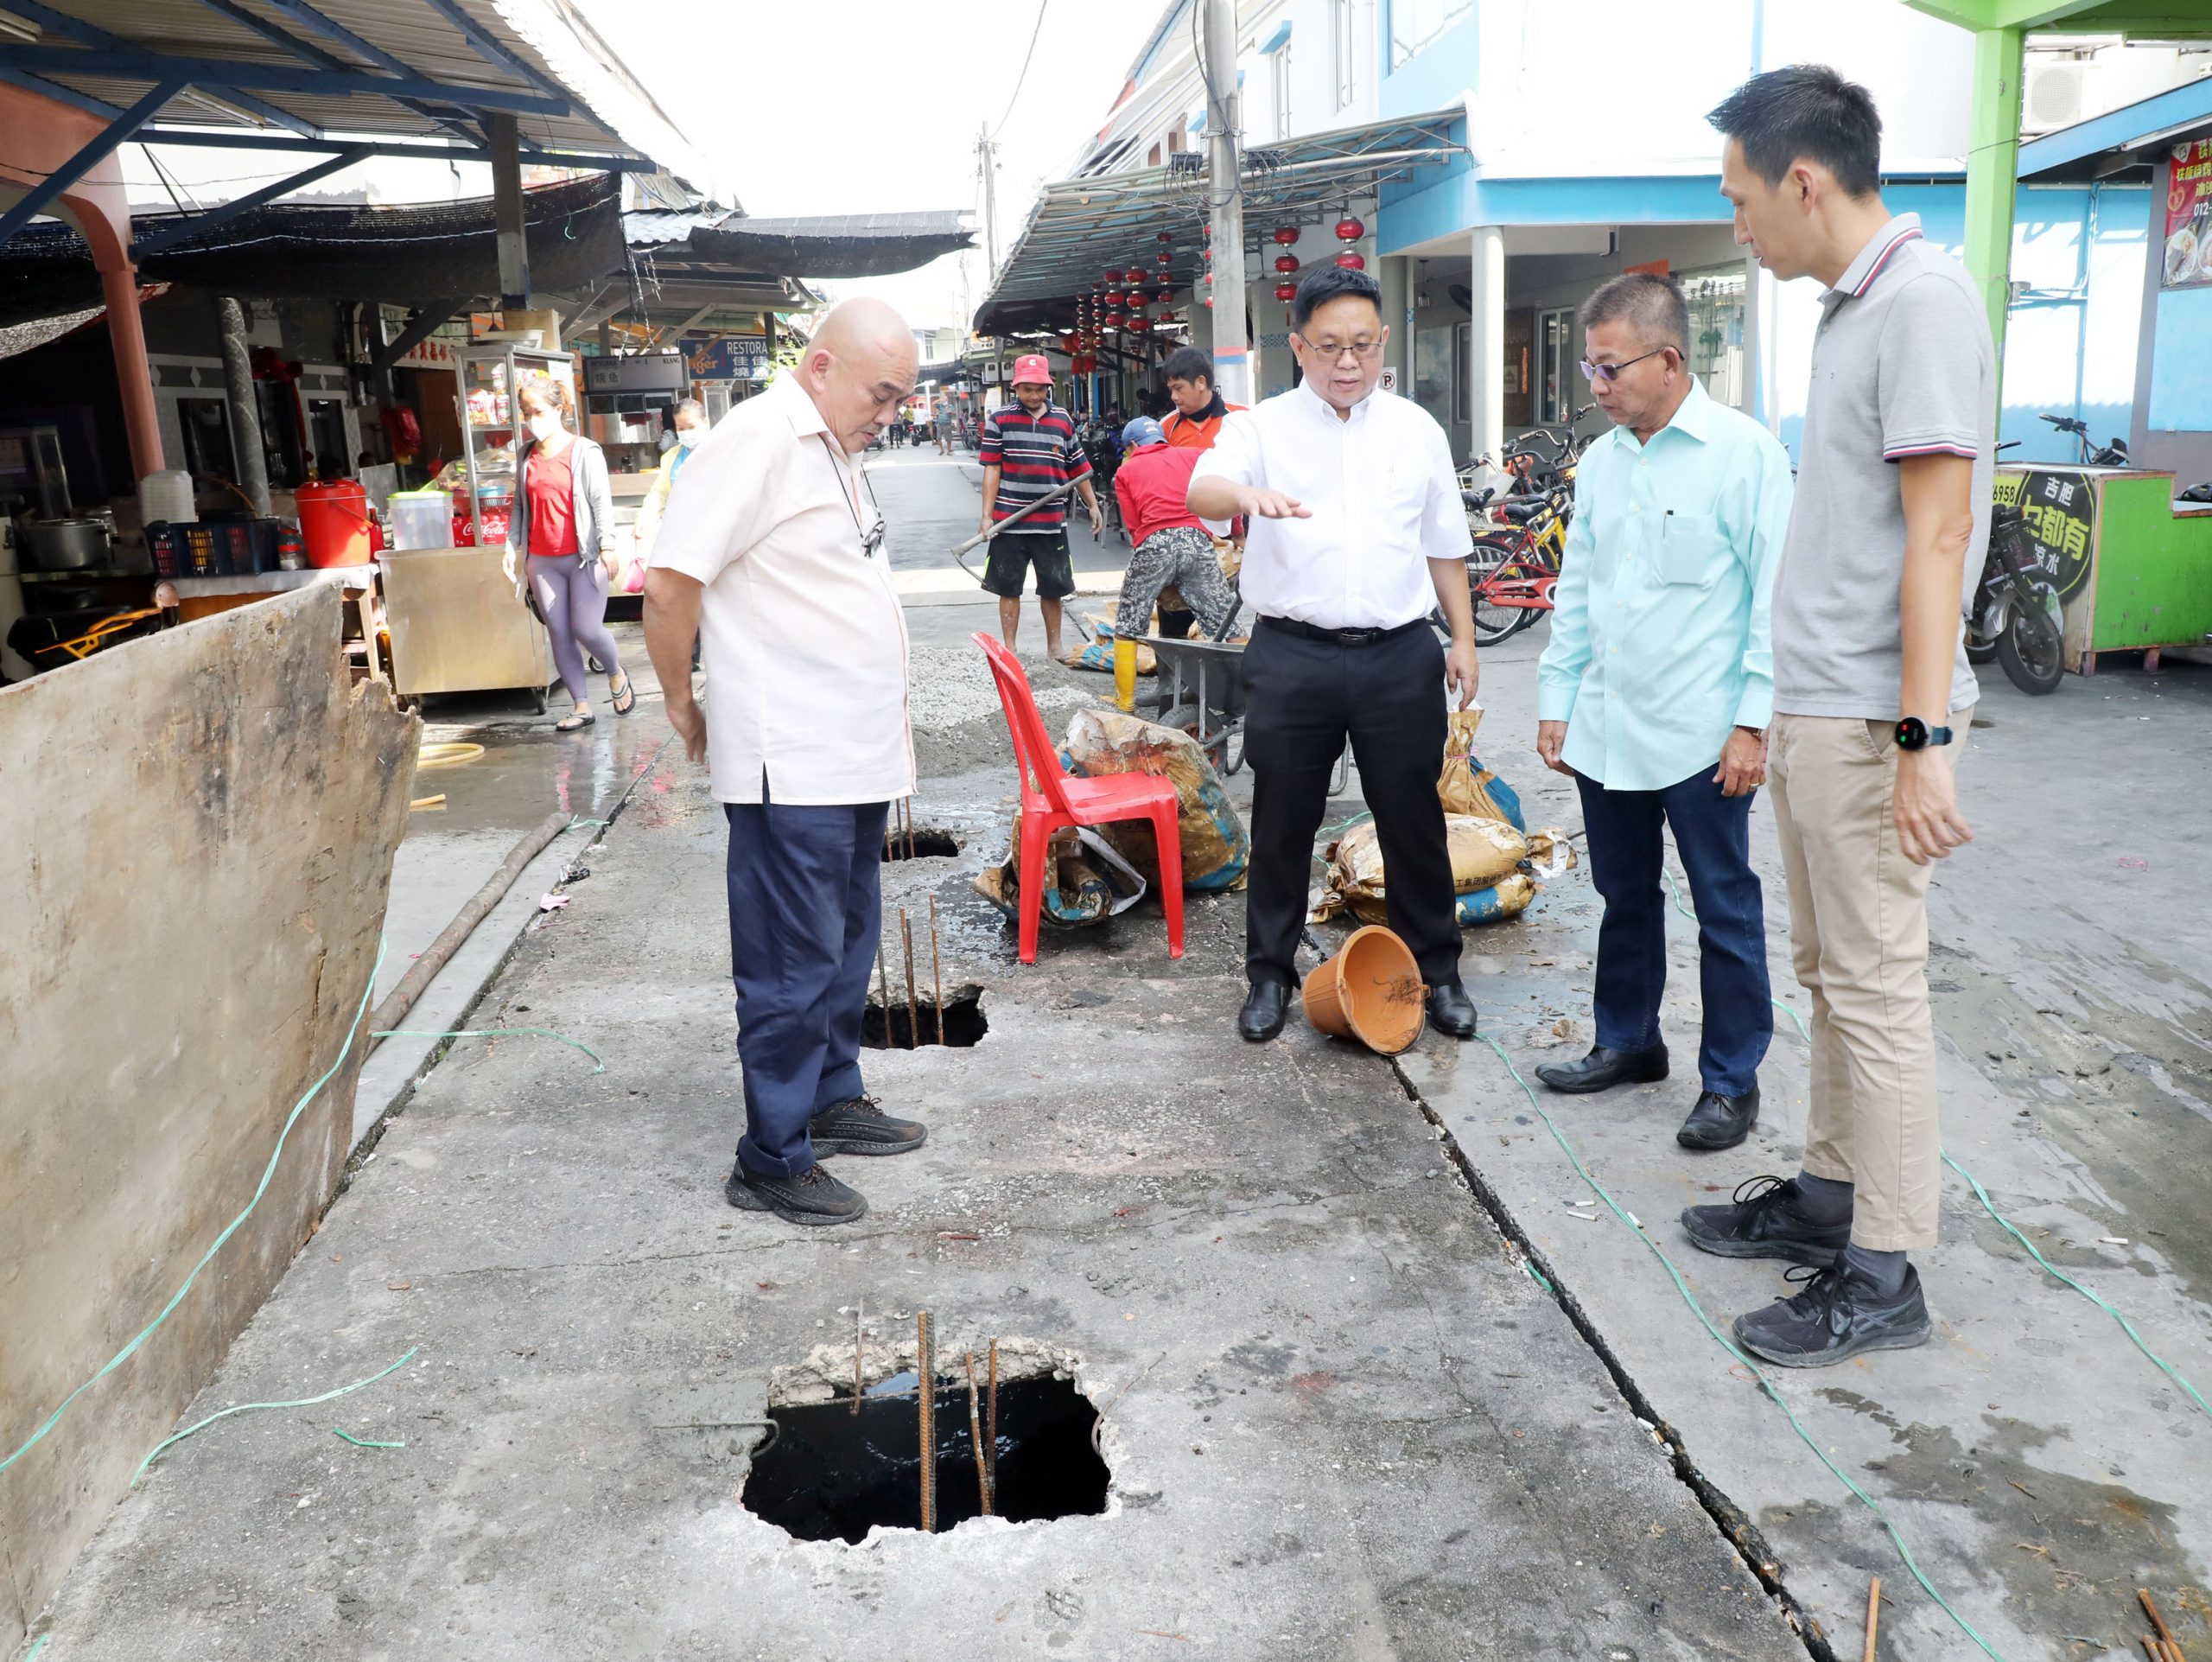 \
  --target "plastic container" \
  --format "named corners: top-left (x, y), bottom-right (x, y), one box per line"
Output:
top-left (137, 469), bottom-right (194, 532)
top-left (181, 523), bottom-right (226, 577)
top-left (1300, 925), bottom-right (1426, 1054)
top-left (208, 517), bottom-right (280, 574)
top-left (388, 488), bottom-right (451, 551)
top-left (275, 526), bottom-right (306, 570)
top-left (296, 478), bottom-right (372, 568)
